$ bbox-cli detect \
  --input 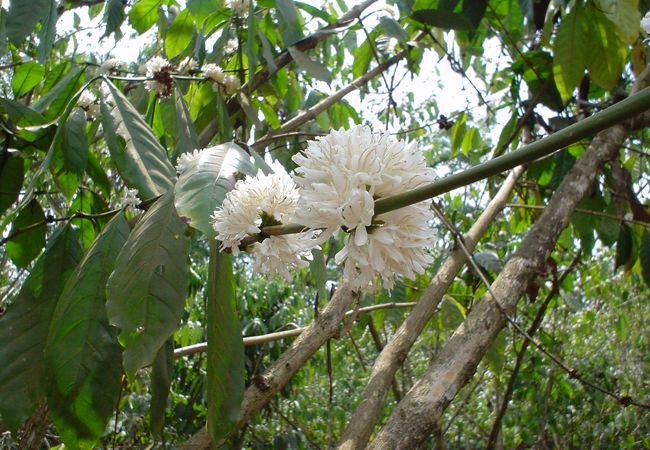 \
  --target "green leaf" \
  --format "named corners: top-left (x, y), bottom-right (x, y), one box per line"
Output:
top-left (6, 0), bottom-right (50, 44)
top-left (86, 152), bottom-right (112, 197)
top-left (165, 9), bottom-right (194, 59)
top-left (129, 0), bottom-right (163, 33)
top-left (174, 142), bottom-right (255, 238)
top-left (276, 0), bottom-right (304, 45)
top-left (12, 61), bottom-right (45, 97)
top-left (639, 231), bottom-right (650, 289)
top-left (0, 152), bottom-right (24, 216)
top-left (174, 88), bottom-right (200, 158)
top-left (33, 66), bottom-right (85, 120)
top-left (352, 37), bottom-right (373, 80)
top-left (615, 223), bottom-right (633, 270)
top-left (6, 200), bottom-right (47, 268)
top-left (37, 0), bottom-right (57, 63)
top-left (188, 0), bottom-right (221, 25)
top-left (379, 16), bottom-right (408, 43)
top-left (0, 225), bottom-right (82, 431)
top-left (552, 5), bottom-right (589, 103)
top-left (207, 244), bottom-right (244, 444)
top-left (411, 0), bottom-right (486, 30)
top-left (106, 192), bottom-right (190, 380)
top-left (486, 331), bottom-right (506, 378)
top-left (63, 108), bottom-right (89, 174)
top-left (287, 46), bottom-right (332, 83)
top-left (595, 0), bottom-right (641, 45)
top-left (247, 4), bottom-right (259, 78)
top-left (101, 79), bottom-right (176, 200)
top-left (103, 0), bottom-right (127, 38)
top-left (0, 98), bottom-right (47, 127)
top-left (150, 339), bottom-right (174, 437)
top-left (44, 214), bottom-right (128, 450)
top-left (585, 7), bottom-right (626, 91)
